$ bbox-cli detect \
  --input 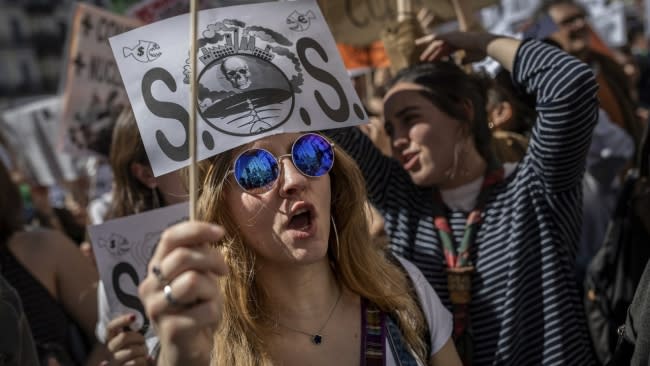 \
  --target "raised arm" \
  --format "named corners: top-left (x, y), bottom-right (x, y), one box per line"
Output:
top-left (512, 40), bottom-right (598, 192)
